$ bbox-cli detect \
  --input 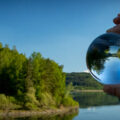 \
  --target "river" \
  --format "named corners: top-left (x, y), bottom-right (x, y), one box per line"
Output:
top-left (5, 92), bottom-right (120, 120)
